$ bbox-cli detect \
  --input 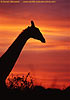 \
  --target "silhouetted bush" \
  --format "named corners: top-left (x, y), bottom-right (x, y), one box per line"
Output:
top-left (7, 72), bottom-right (34, 90)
